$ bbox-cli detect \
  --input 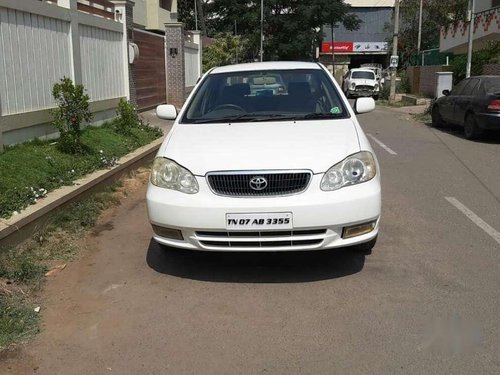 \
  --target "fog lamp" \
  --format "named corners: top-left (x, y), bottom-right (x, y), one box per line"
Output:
top-left (342, 220), bottom-right (376, 239)
top-left (152, 225), bottom-right (184, 240)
